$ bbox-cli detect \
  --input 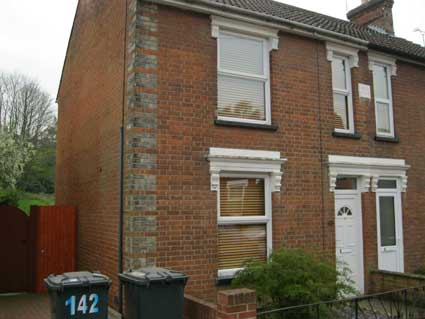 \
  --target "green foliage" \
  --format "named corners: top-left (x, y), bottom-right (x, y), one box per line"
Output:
top-left (0, 131), bottom-right (34, 189)
top-left (414, 267), bottom-right (425, 276)
top-left (0, 187), bottom-right (21, 206)
top-left (231, 248), bottom-right (356, 310)
top-left (18, 192), bottom-right (54, 214)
